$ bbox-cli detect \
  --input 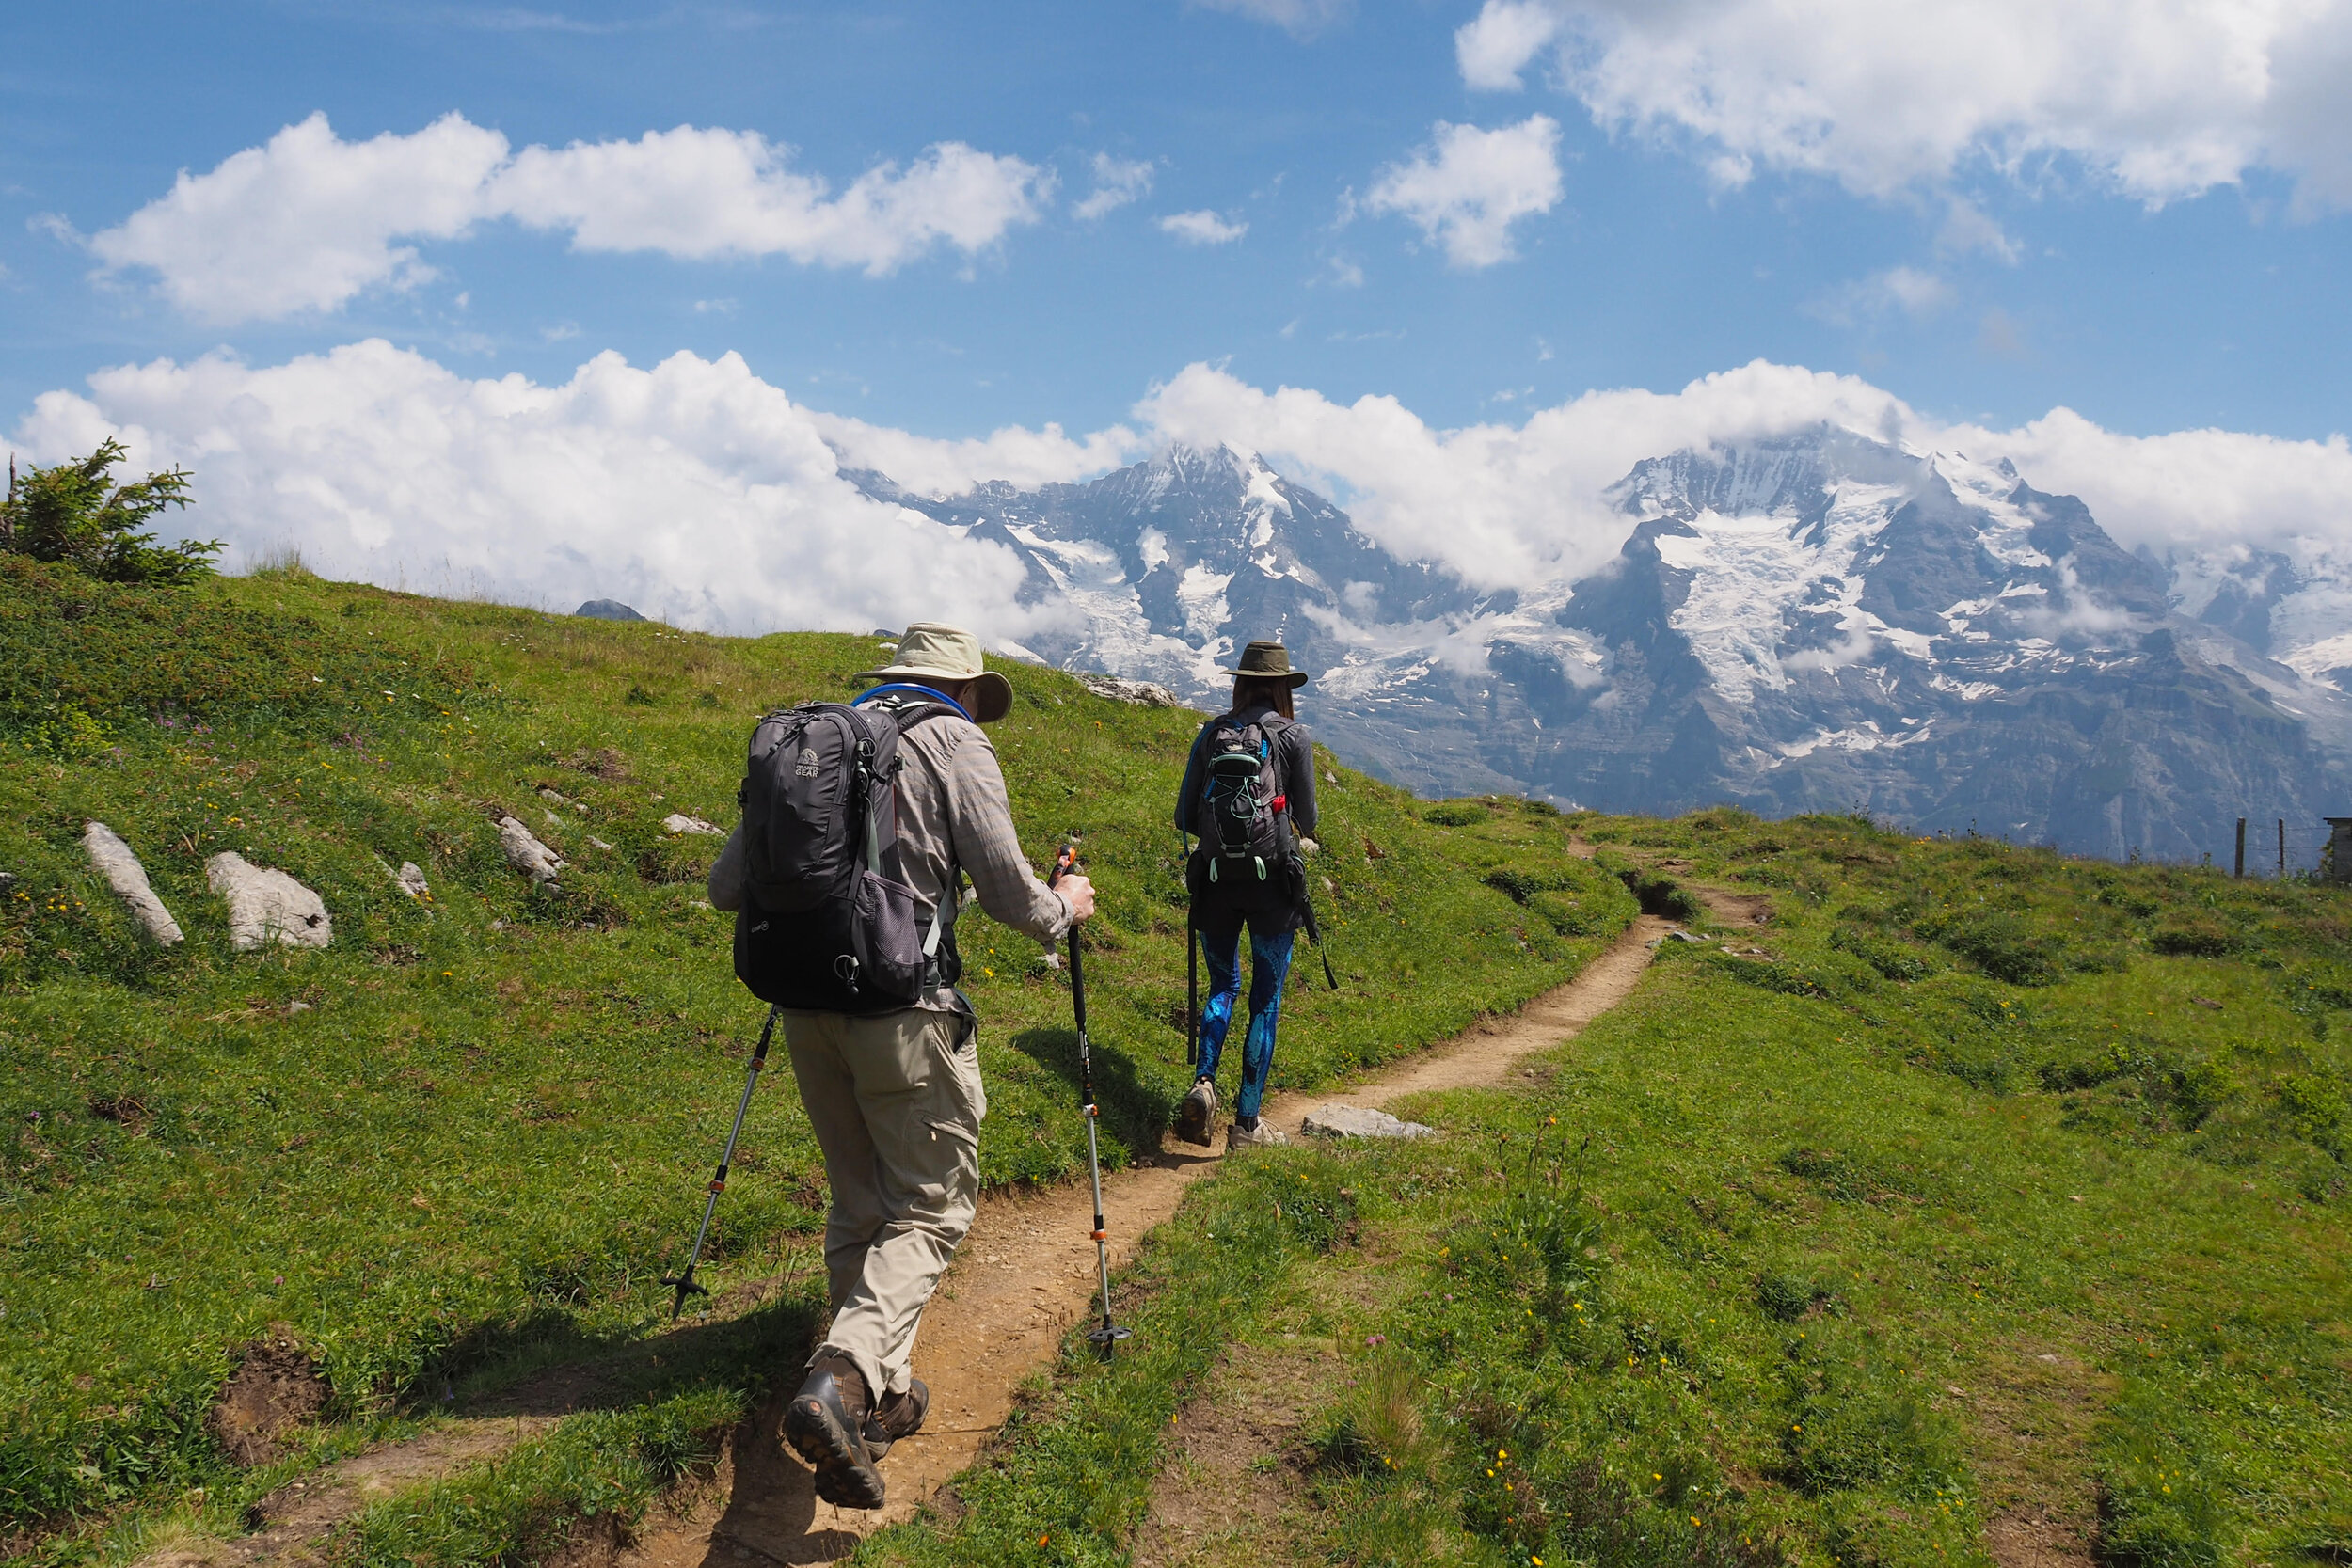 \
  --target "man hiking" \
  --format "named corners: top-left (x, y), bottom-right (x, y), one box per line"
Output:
top-left (707, 623), bottom-right (1094, 1511)
top-left (1172, 640), bottom-right (1317, 1151)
